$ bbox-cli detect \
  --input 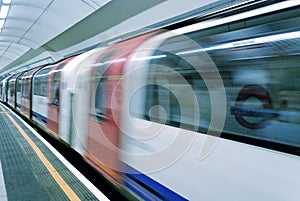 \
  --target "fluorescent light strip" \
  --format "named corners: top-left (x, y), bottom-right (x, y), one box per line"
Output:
top-left (0, 5), bottom-right (9, 18)
top-left (176, 31), bottom-right (300, 55)
top-left (0, 0), bottom-right (11, 32)
top-left (0, 19), bottom-right (4, 29)
top-left (3, 0), bottom-right (12, 4)
top-left (205, 31), bottom-right (300, 51)
top-left (175, 0), bottom-right (300, 34)
top-left (132, 54), bottom-right (167, 61)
